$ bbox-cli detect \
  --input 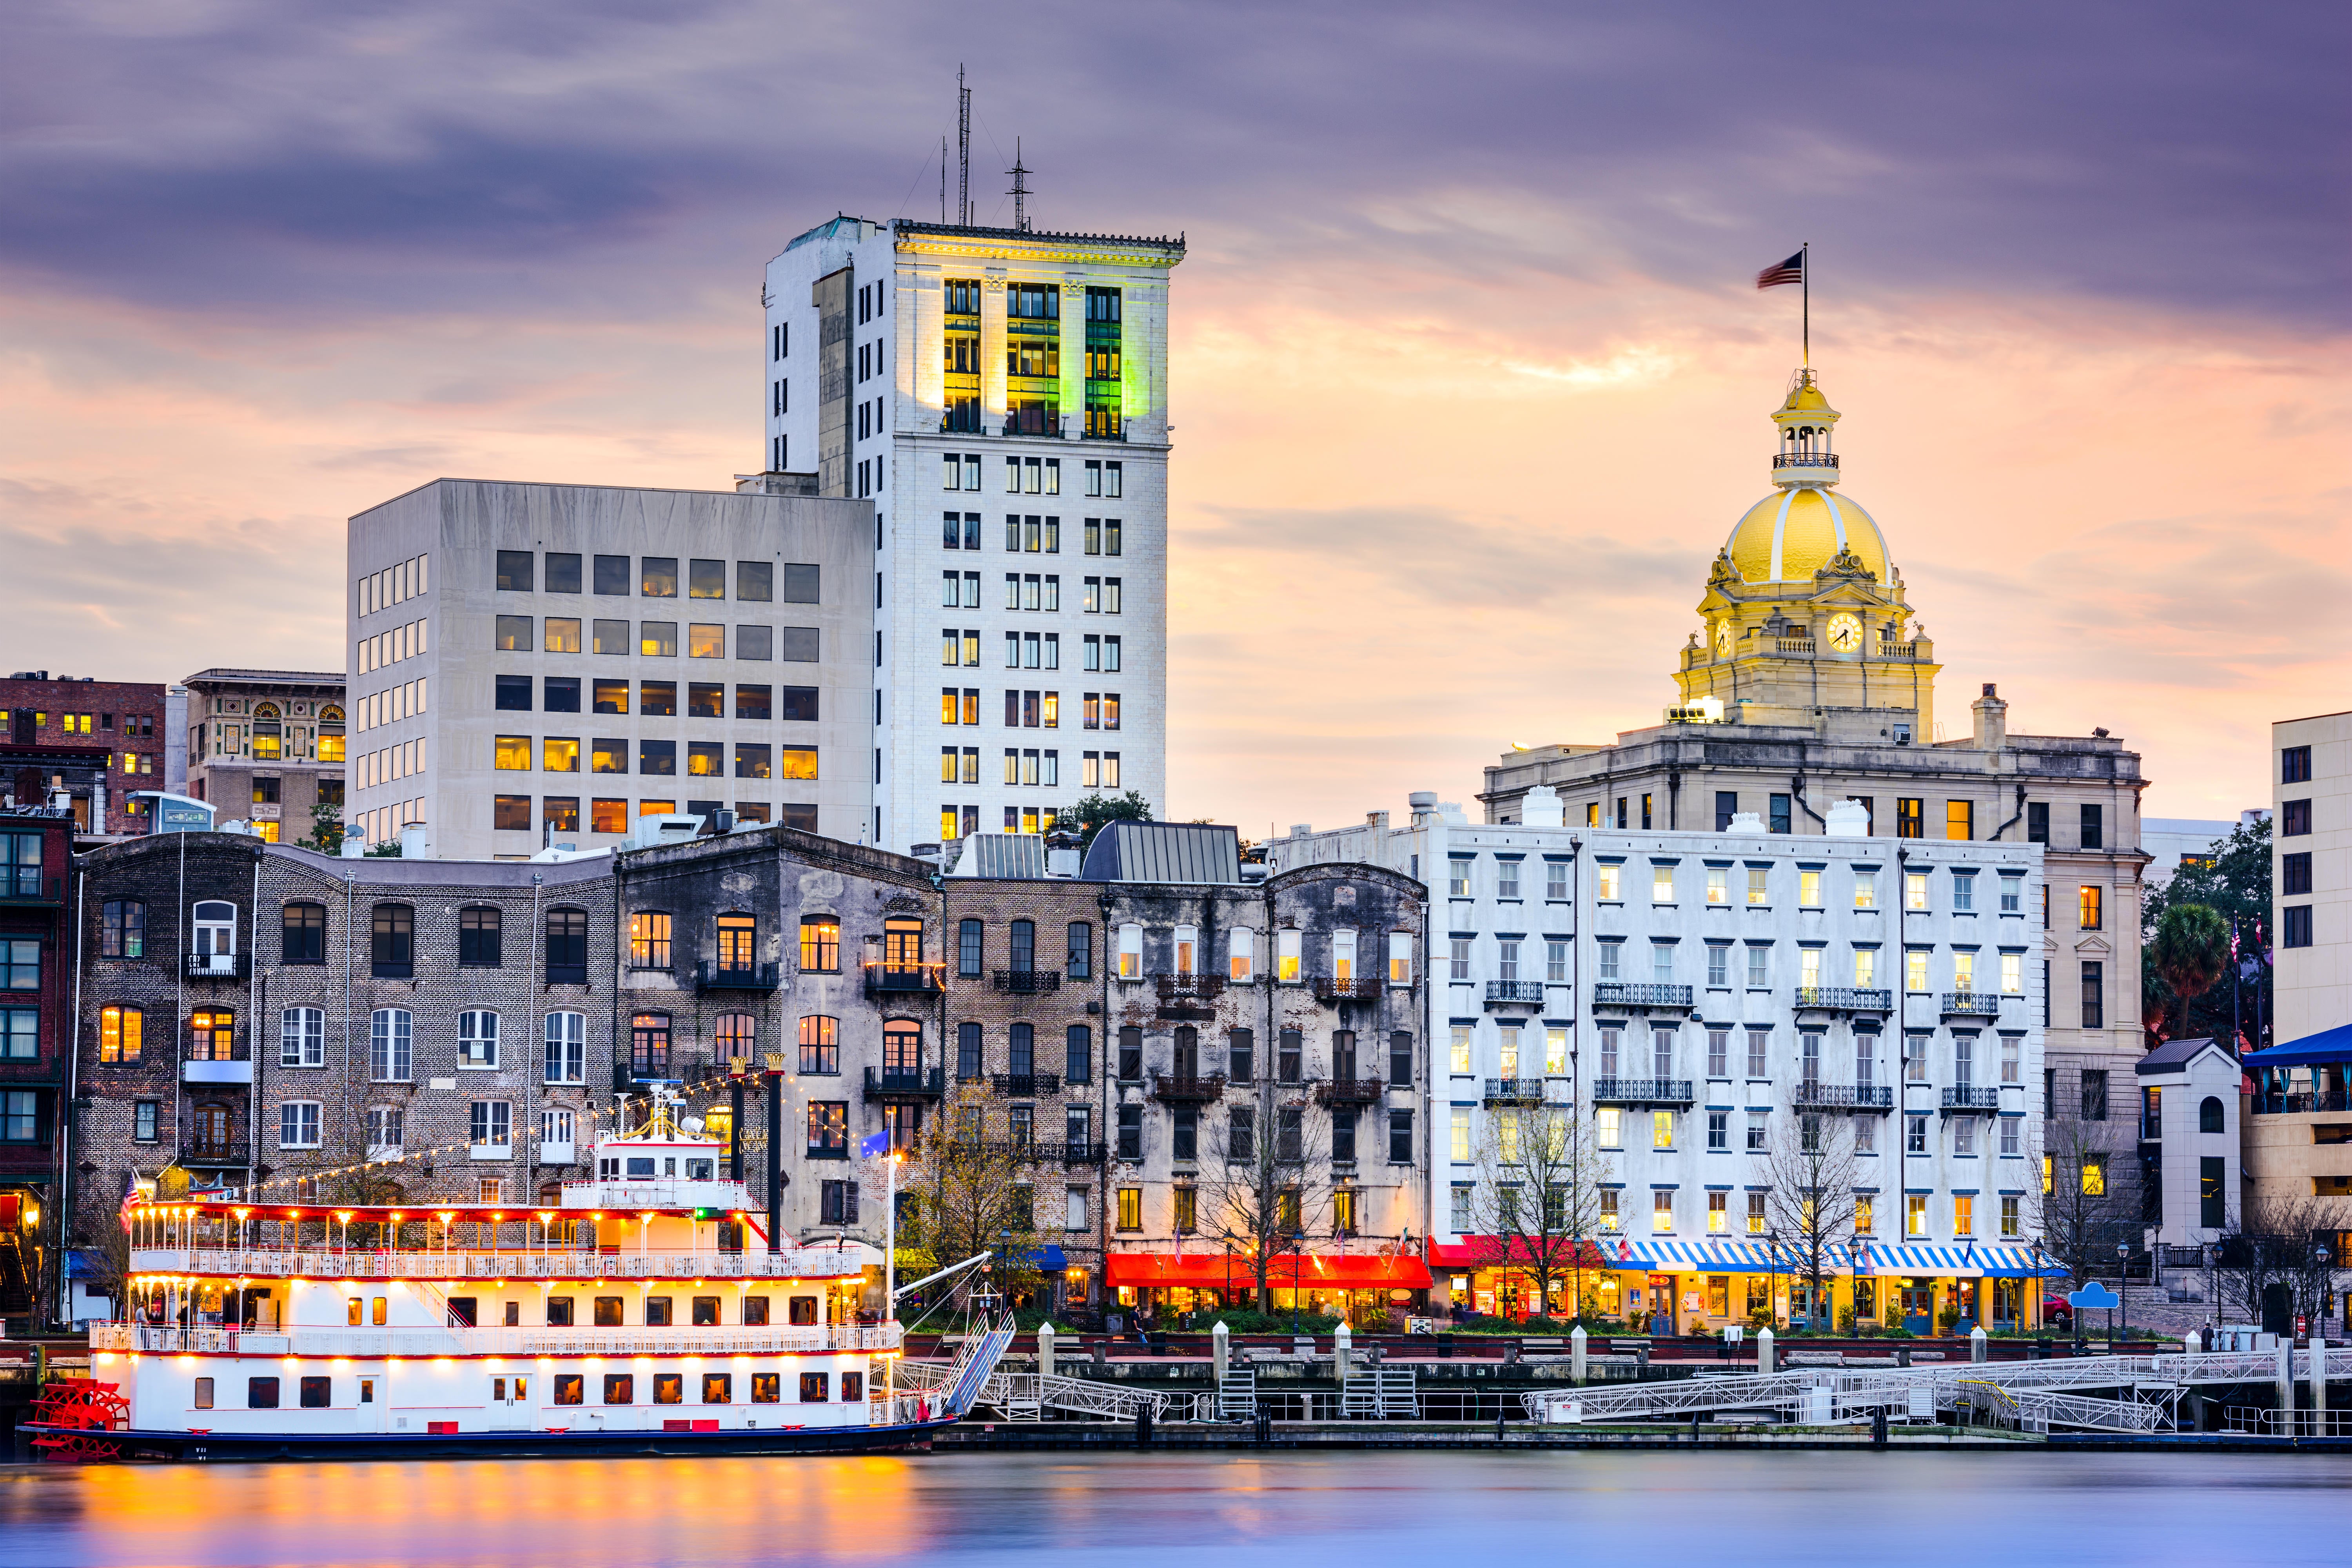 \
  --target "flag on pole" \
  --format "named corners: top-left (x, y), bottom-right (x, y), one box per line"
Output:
top-left (1756, 250), bottom-right (1804, 289)
top-left (858, 1130), bottom-right (893, 1159)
